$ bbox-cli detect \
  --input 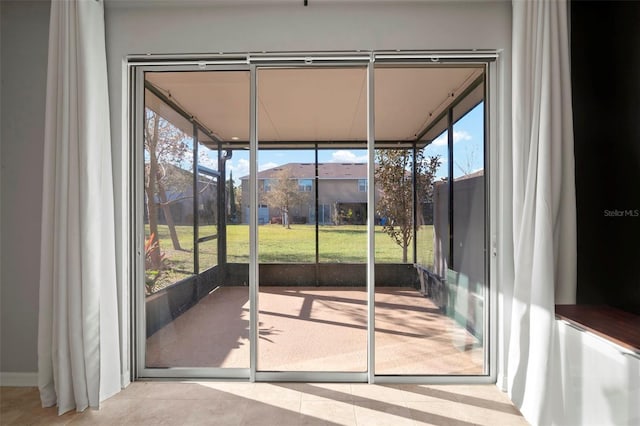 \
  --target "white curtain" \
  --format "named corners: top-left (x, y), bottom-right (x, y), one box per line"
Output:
top-left (508, 0), bottom-right (577, 424)
top-left (38, 0), bottom-right (121, 415)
